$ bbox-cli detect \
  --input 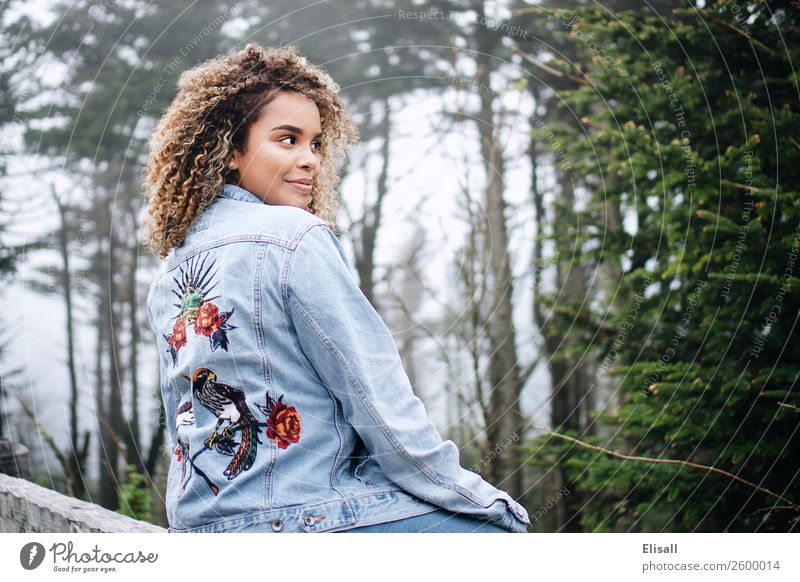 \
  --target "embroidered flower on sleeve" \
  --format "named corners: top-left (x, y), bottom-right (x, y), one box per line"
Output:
top-left (264, 395), bottom-right (302, 449)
